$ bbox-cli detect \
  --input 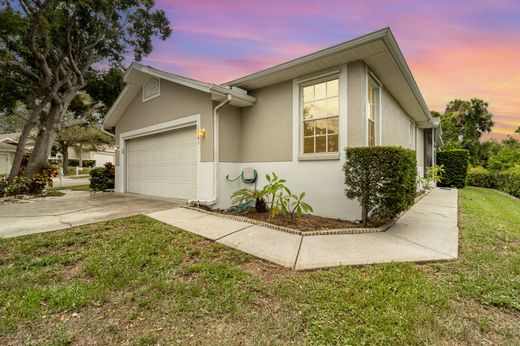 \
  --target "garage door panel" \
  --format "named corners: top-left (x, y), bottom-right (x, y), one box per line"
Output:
top-left (126, 126), bottom-right (197, 200)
